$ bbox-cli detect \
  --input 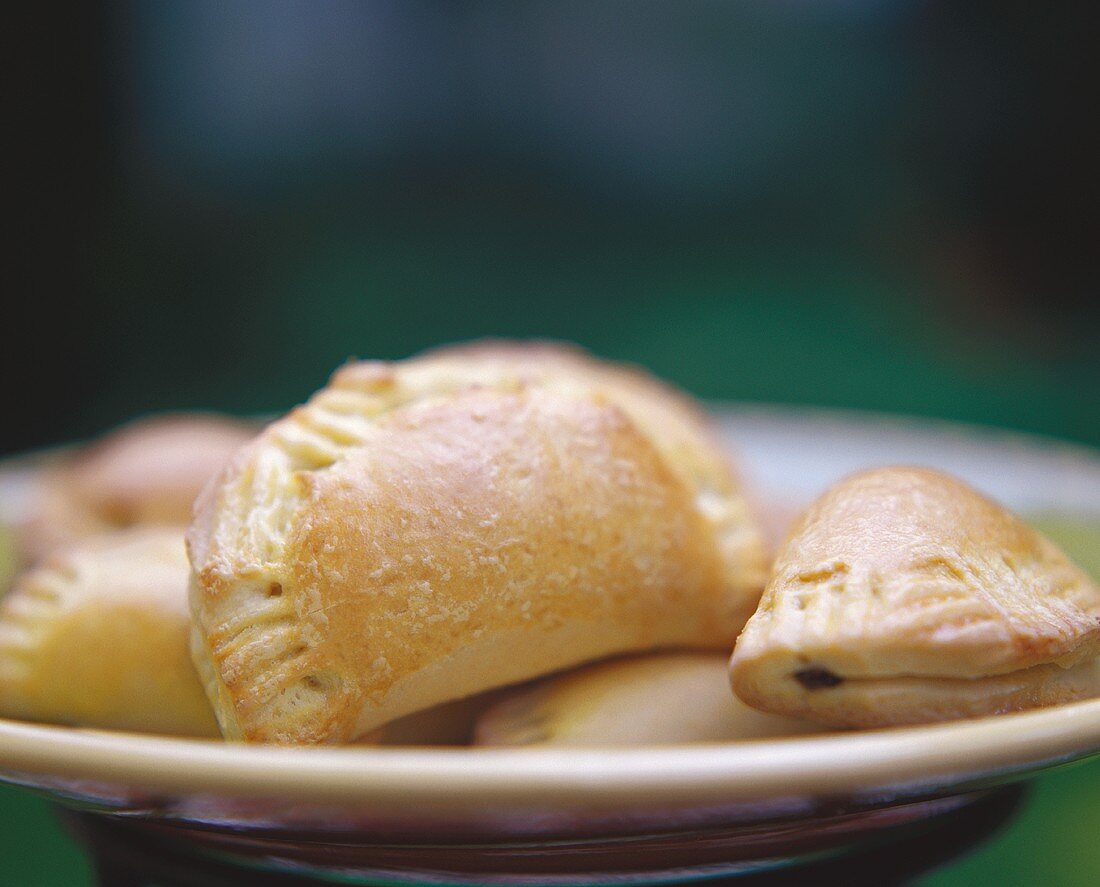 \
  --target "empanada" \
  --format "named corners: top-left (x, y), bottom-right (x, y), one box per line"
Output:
top-left (188, 342), bottom-right (767, 743)
top-left (0, 528), bottom-right (219, 736)
top-left (16, 414), bottom-right (254, 563)
top-left (730, 467), bottom-right (1100, 728)
top-left (474, 653), bottom-right (821, 746)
